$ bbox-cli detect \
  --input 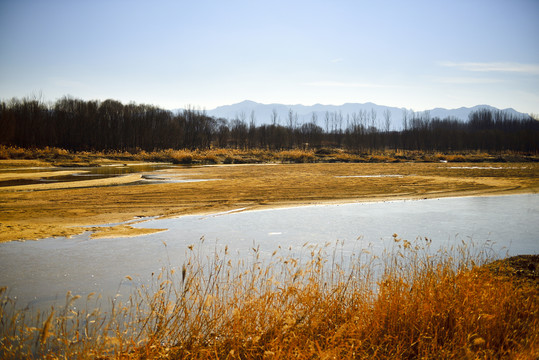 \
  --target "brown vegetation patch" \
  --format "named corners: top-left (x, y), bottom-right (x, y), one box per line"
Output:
top-left (1, 145), bottom-right (539, 165)
top-left (486, 255), bottom-right (539, 287)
